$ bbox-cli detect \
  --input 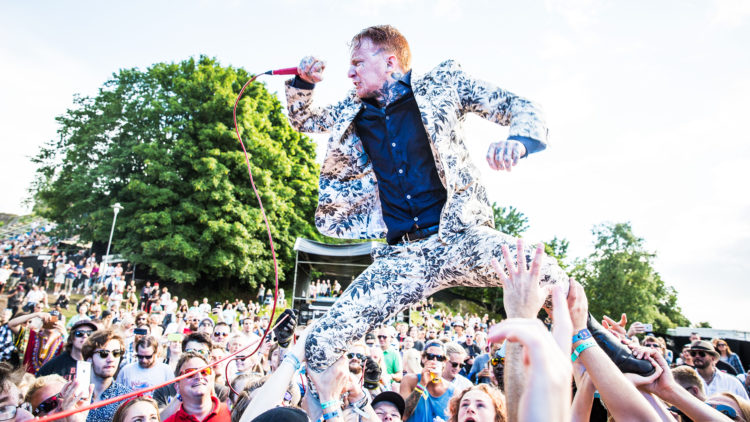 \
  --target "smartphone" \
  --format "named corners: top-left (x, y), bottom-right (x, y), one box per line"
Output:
top-left (76, 361), bottom-right (92, 396)
top-left (134, 328), bottom-right (148, 336)
top-left (643, 323), bottom-right (654, 332)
